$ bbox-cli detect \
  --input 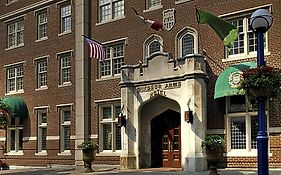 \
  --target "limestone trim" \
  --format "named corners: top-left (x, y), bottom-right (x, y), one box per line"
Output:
top-left (0, 0), bottom-right (62, 21)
